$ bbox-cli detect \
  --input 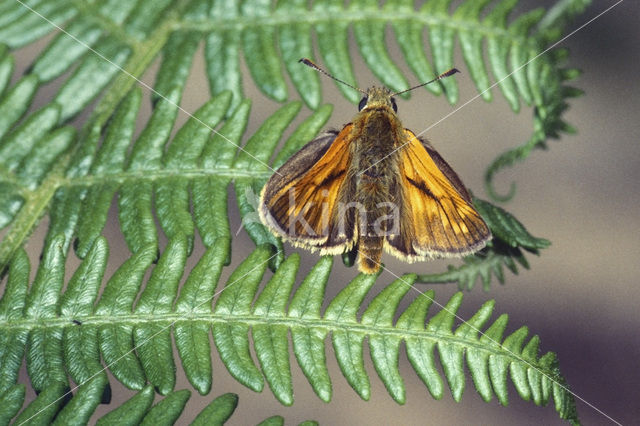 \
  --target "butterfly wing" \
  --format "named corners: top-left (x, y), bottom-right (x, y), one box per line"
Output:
top-left (385, 129), bottom-right (491, 259)
top-left (259, 126), bottom-right (356, 254)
